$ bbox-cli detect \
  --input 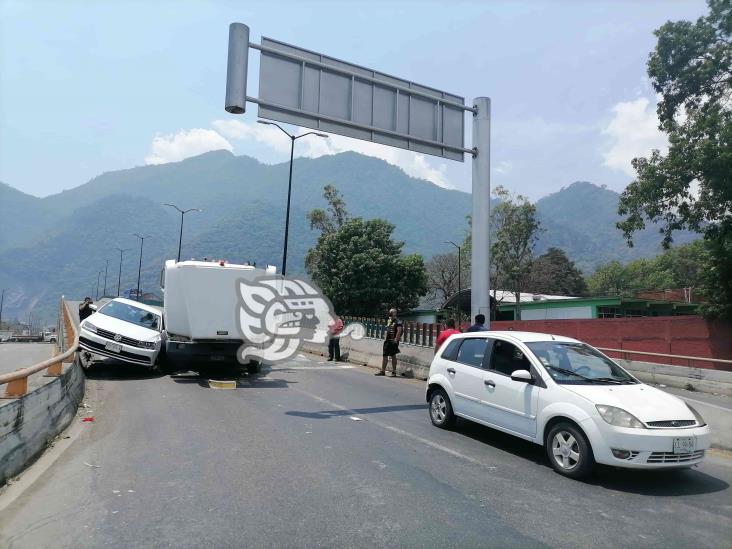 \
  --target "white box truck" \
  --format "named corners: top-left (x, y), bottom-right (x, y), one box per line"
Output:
top-left (161, 259), bottom-right (276, 373)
